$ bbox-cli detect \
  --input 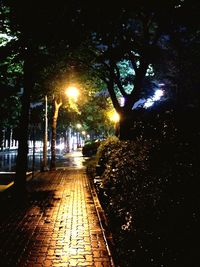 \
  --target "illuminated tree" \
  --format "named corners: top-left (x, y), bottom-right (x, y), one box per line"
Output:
top-left (1, 0), bottom-right (89, 193)
top-left (79, 93), bottom-right (115, 138)
top-left (79, 0), bottom-right (199, 139)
